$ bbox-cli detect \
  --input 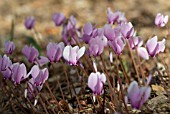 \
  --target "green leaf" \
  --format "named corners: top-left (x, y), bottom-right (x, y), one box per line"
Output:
top-left (26, 36), bottom-right (42, 53)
